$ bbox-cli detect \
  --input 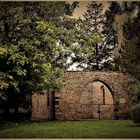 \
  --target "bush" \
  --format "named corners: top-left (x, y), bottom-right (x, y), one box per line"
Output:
top-left (131, 104), bottom-right (140, 124)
